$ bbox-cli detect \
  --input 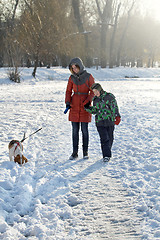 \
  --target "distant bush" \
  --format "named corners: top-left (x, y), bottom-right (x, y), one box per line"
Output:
top-left (8, 67), bottom-right (21, 83)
